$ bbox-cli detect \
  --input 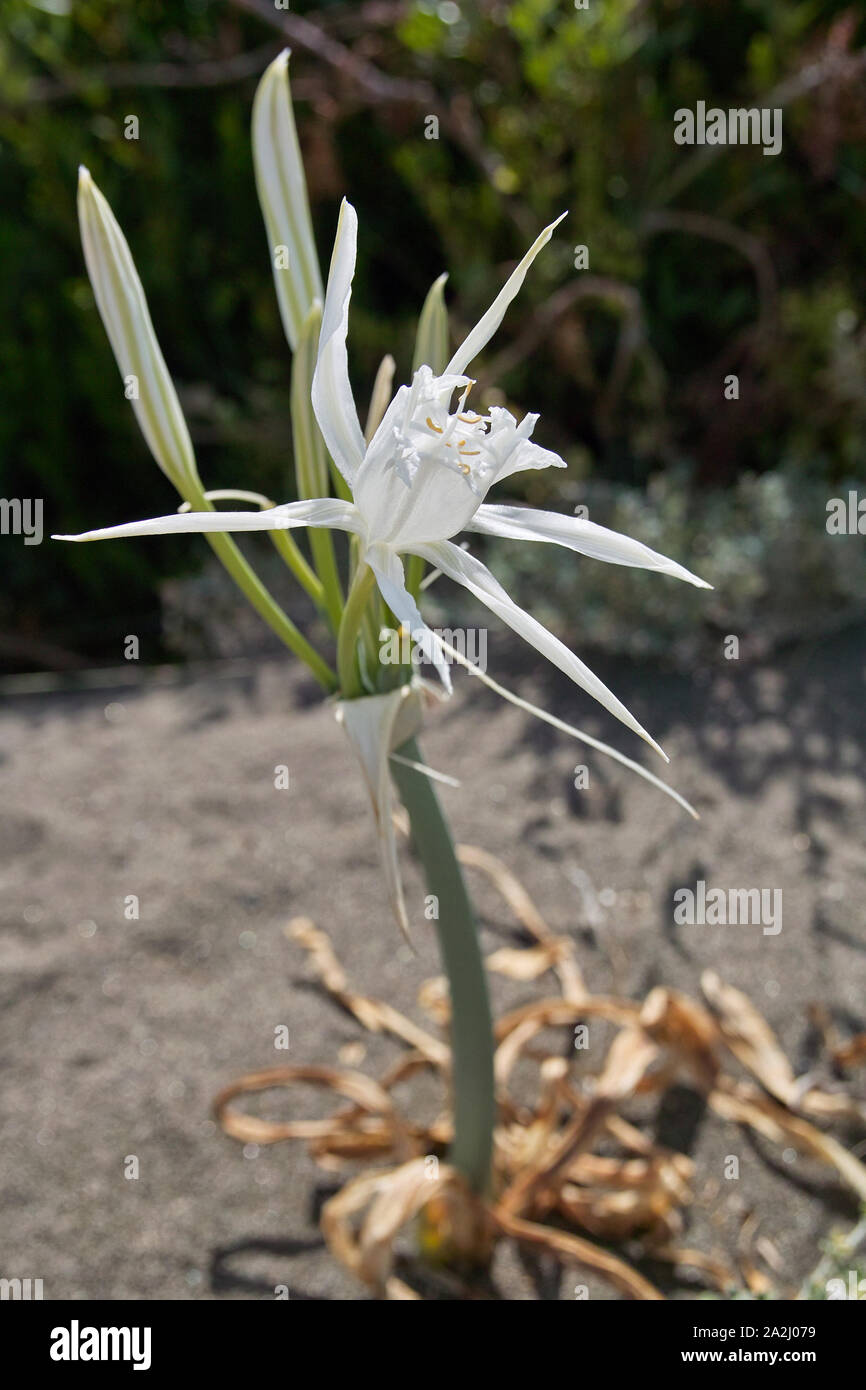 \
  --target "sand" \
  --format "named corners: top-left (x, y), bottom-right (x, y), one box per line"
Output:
top-left (1, 624), bottom-right (864, 1299)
